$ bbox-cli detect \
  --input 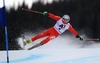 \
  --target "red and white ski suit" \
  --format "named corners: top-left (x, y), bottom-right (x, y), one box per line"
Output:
top-left (31, 13), bottom-right (78, 44)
